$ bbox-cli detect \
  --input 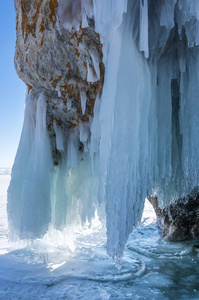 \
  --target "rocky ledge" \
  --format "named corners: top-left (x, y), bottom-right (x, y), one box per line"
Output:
top-left (149, 193), bottom-right (199, 241)
top-left (15, 0), bottom-right (104, 131)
